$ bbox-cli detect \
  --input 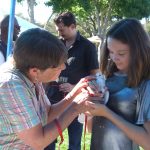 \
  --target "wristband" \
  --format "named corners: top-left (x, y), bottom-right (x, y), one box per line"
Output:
top-left (54, 119), bottom-right (64, 148)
